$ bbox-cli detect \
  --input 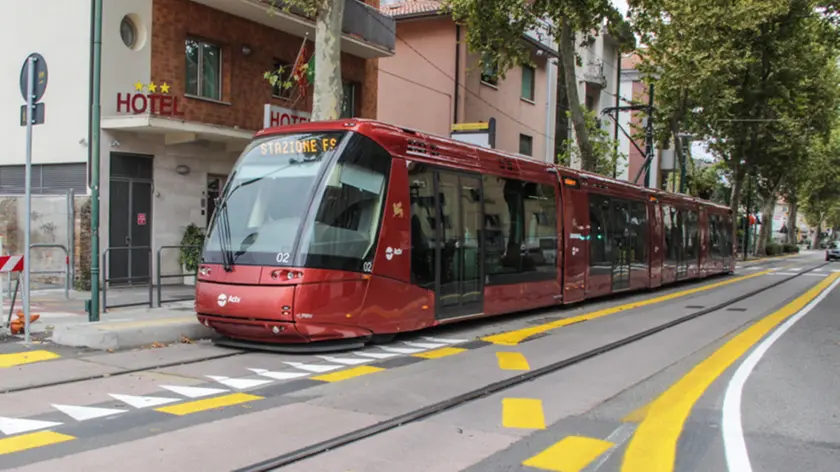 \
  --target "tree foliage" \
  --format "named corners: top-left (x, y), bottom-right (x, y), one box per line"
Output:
top-left (557, 108), bottom-right (625, 176)
top-left (443, 0), bottom-right (635, 172)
